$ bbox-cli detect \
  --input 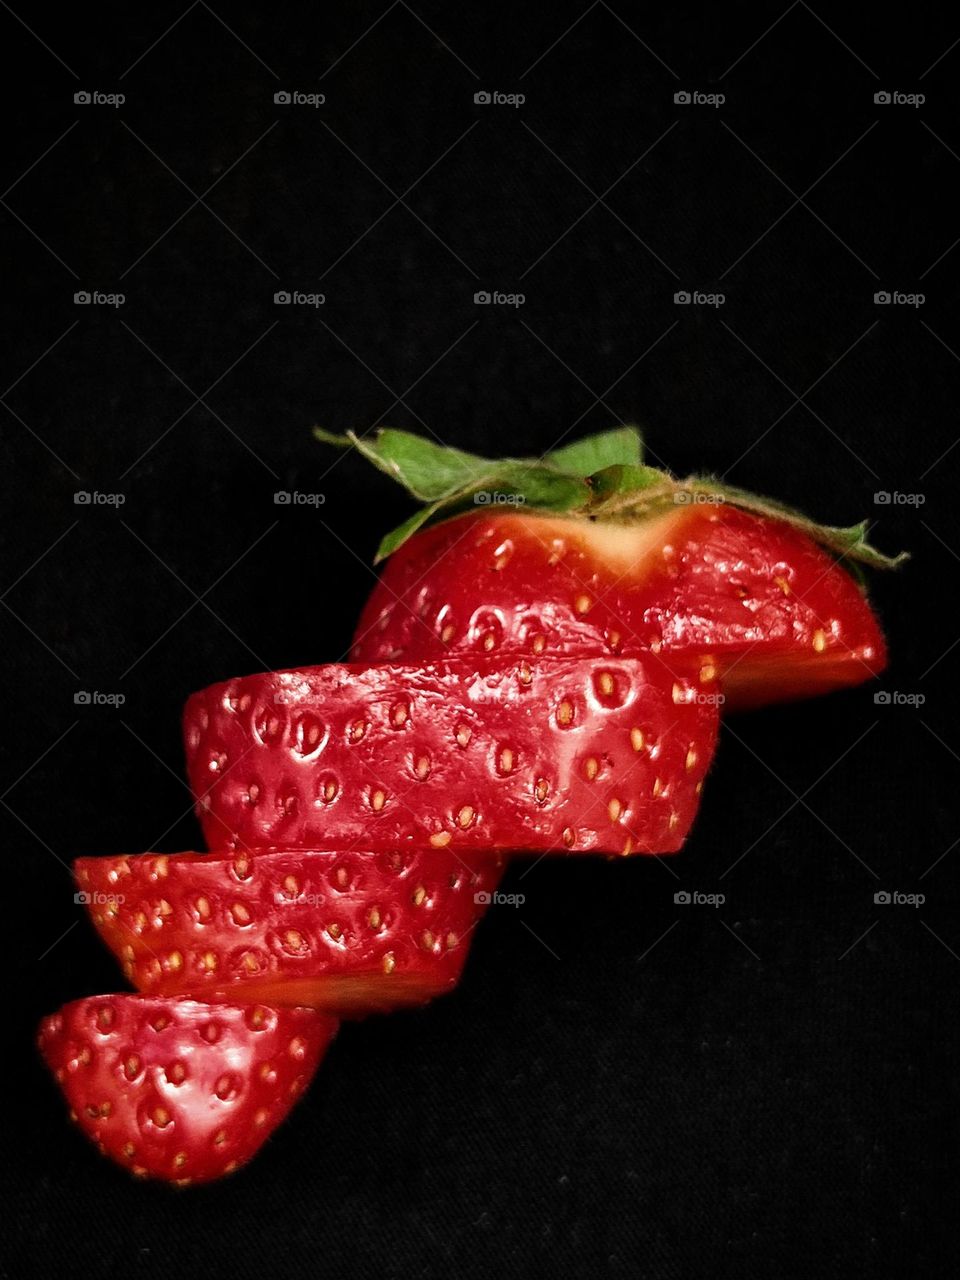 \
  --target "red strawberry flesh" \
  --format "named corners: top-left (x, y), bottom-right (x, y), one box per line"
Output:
top-left (75, 847), bottom-right (505, 1015)
top-left (350, 507), bottom-right (887, 708)
top-left (38, 994), bottom-right (337, 1184)
top-left (183, 656), bottom-right (719, 857)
